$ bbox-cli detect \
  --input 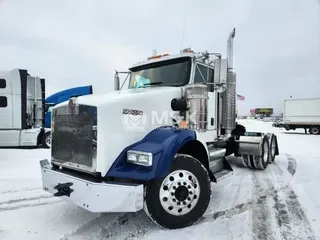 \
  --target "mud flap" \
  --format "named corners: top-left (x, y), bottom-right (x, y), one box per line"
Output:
top-left (275, 135), bottom-right (279, 156)
top-left (266, 133), bottom-right (279, 163)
